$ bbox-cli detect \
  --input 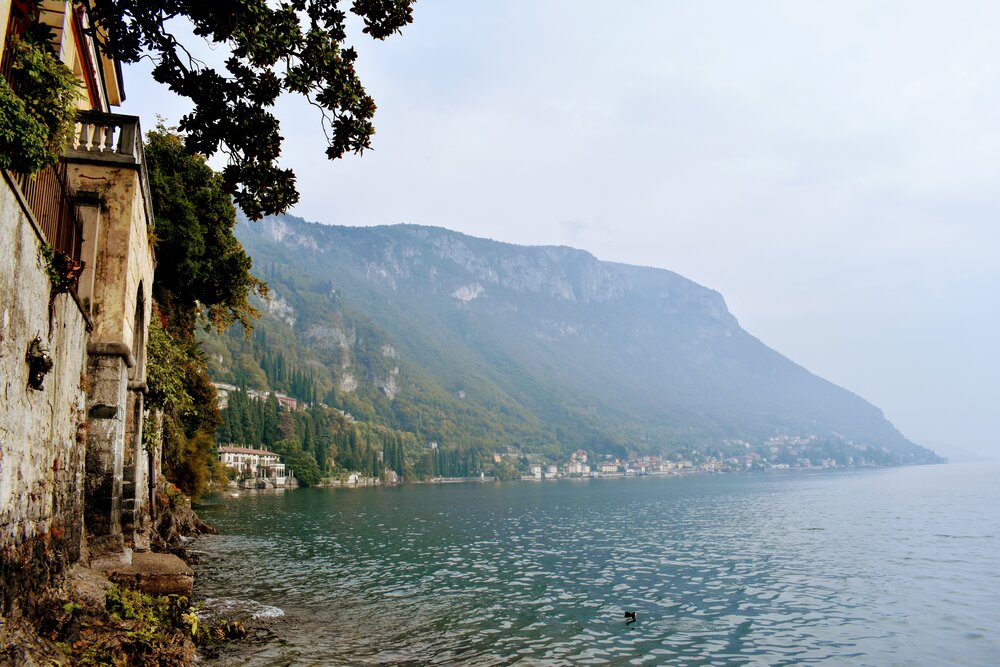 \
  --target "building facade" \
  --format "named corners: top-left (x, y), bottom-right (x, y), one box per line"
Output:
top-left (0, 0), bottom-right (156, 584)
top-left (218, 446), bottom-right (288, 487)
